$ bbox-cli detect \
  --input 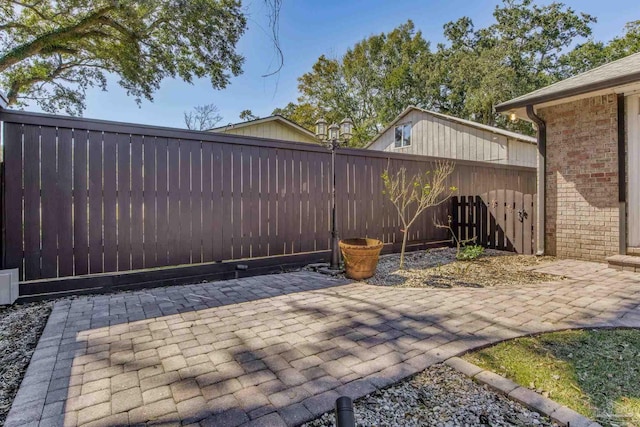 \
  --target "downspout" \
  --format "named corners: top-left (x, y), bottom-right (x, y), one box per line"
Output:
top-left (526, 105), bottom-right (546, 256)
